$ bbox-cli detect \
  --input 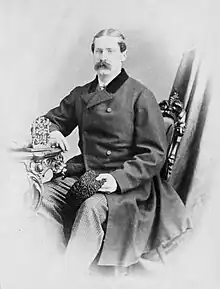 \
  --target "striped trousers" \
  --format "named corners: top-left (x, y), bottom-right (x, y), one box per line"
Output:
top-left (39, 176), bottom-right (108, 272)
